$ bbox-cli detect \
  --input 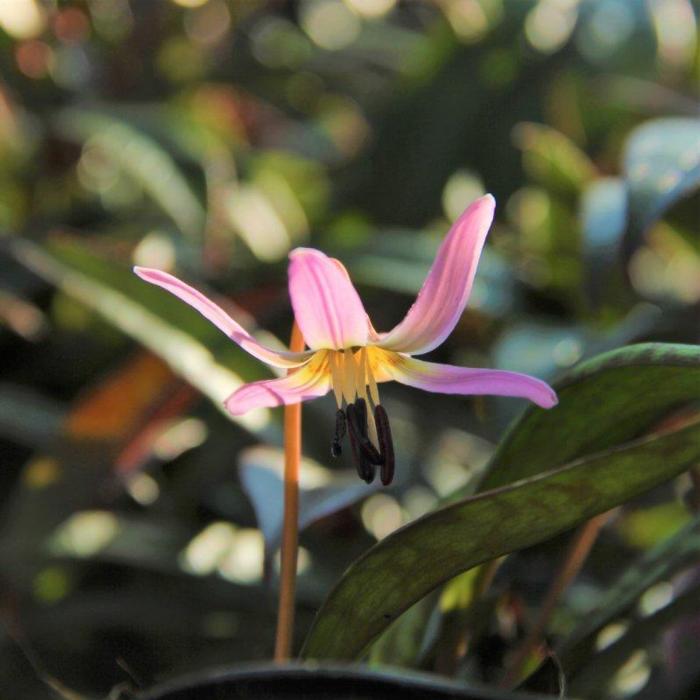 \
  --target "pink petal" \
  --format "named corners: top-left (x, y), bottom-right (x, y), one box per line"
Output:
top-left (378, 194), bottom-right (495, 355)
top-left (224, 363), bottom-right (330, 415)
top-left (288, 248), bottom-right (370, 350)
top-left (384, 355), bottom-right (558, 409)
top-left (134, 267), bottom-right (313, 368)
